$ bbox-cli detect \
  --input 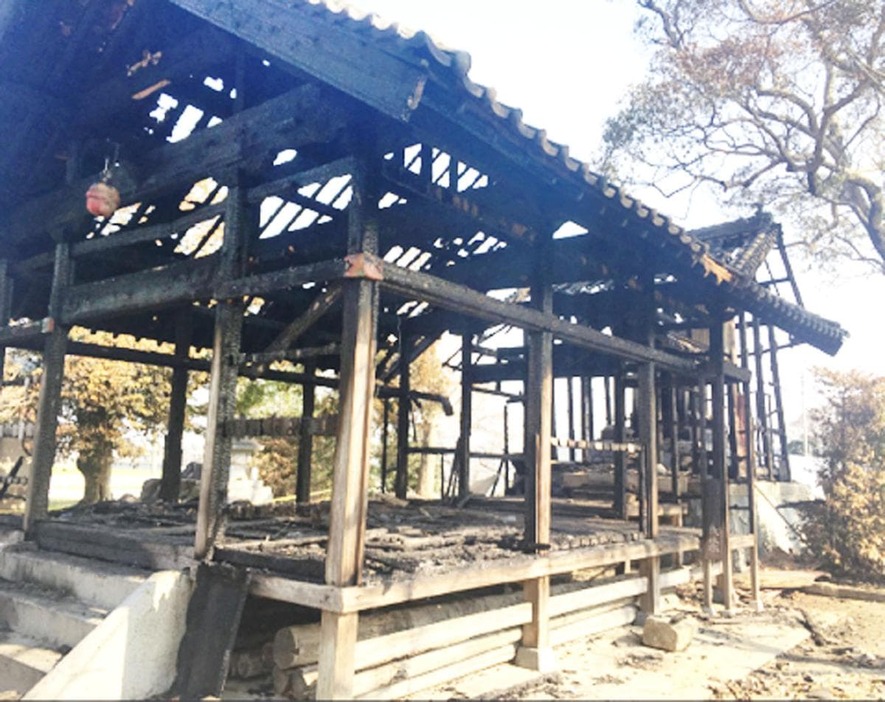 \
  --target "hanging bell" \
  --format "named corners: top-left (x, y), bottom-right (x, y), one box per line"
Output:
top-left (85, 153), bottom-right (121, 218)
